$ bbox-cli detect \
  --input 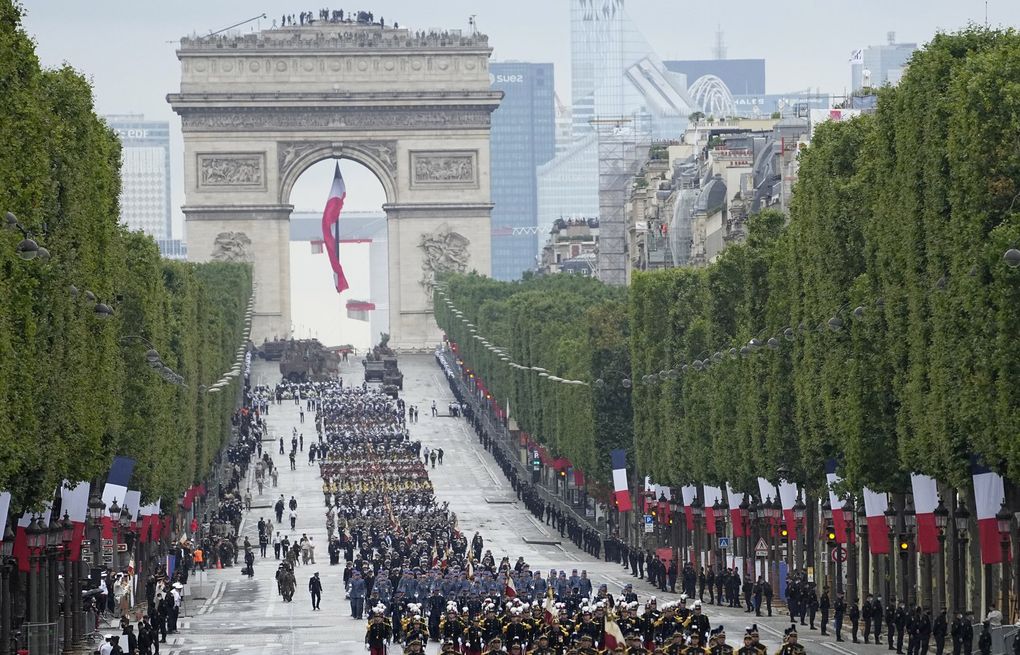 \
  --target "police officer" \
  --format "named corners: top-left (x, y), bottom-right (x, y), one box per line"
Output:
top-left (834, 591), bottom-right (846, 641)
top-left (849, 597), bottom-right (861, 643)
